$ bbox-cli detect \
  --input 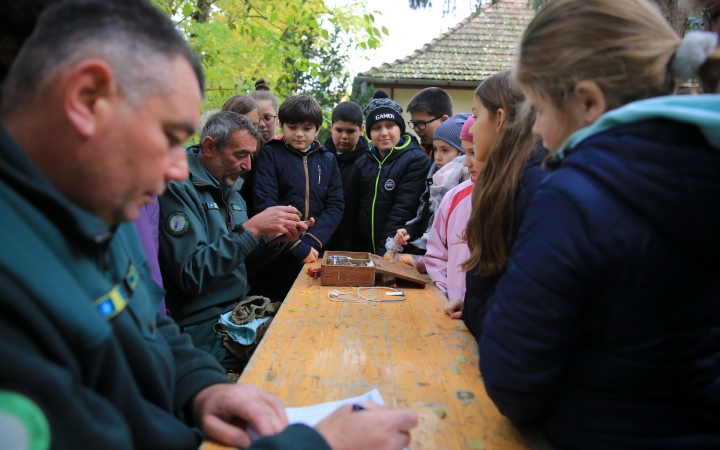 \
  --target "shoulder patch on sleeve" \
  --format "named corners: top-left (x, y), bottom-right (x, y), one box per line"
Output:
top-left (0, 391), bottom-right (50, 450)
top-left (166, 211), bottom-right (190, 236)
